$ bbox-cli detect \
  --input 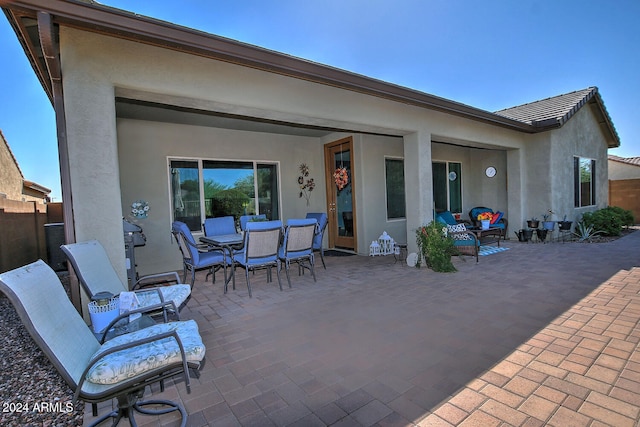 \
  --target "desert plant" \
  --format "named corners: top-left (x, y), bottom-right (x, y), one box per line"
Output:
top-left (581, 206), bottom-right (633, 236)
top-left (415, 221), bottom-right (457, 272)
top-left (572, 221), bottom-right (603, 242)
